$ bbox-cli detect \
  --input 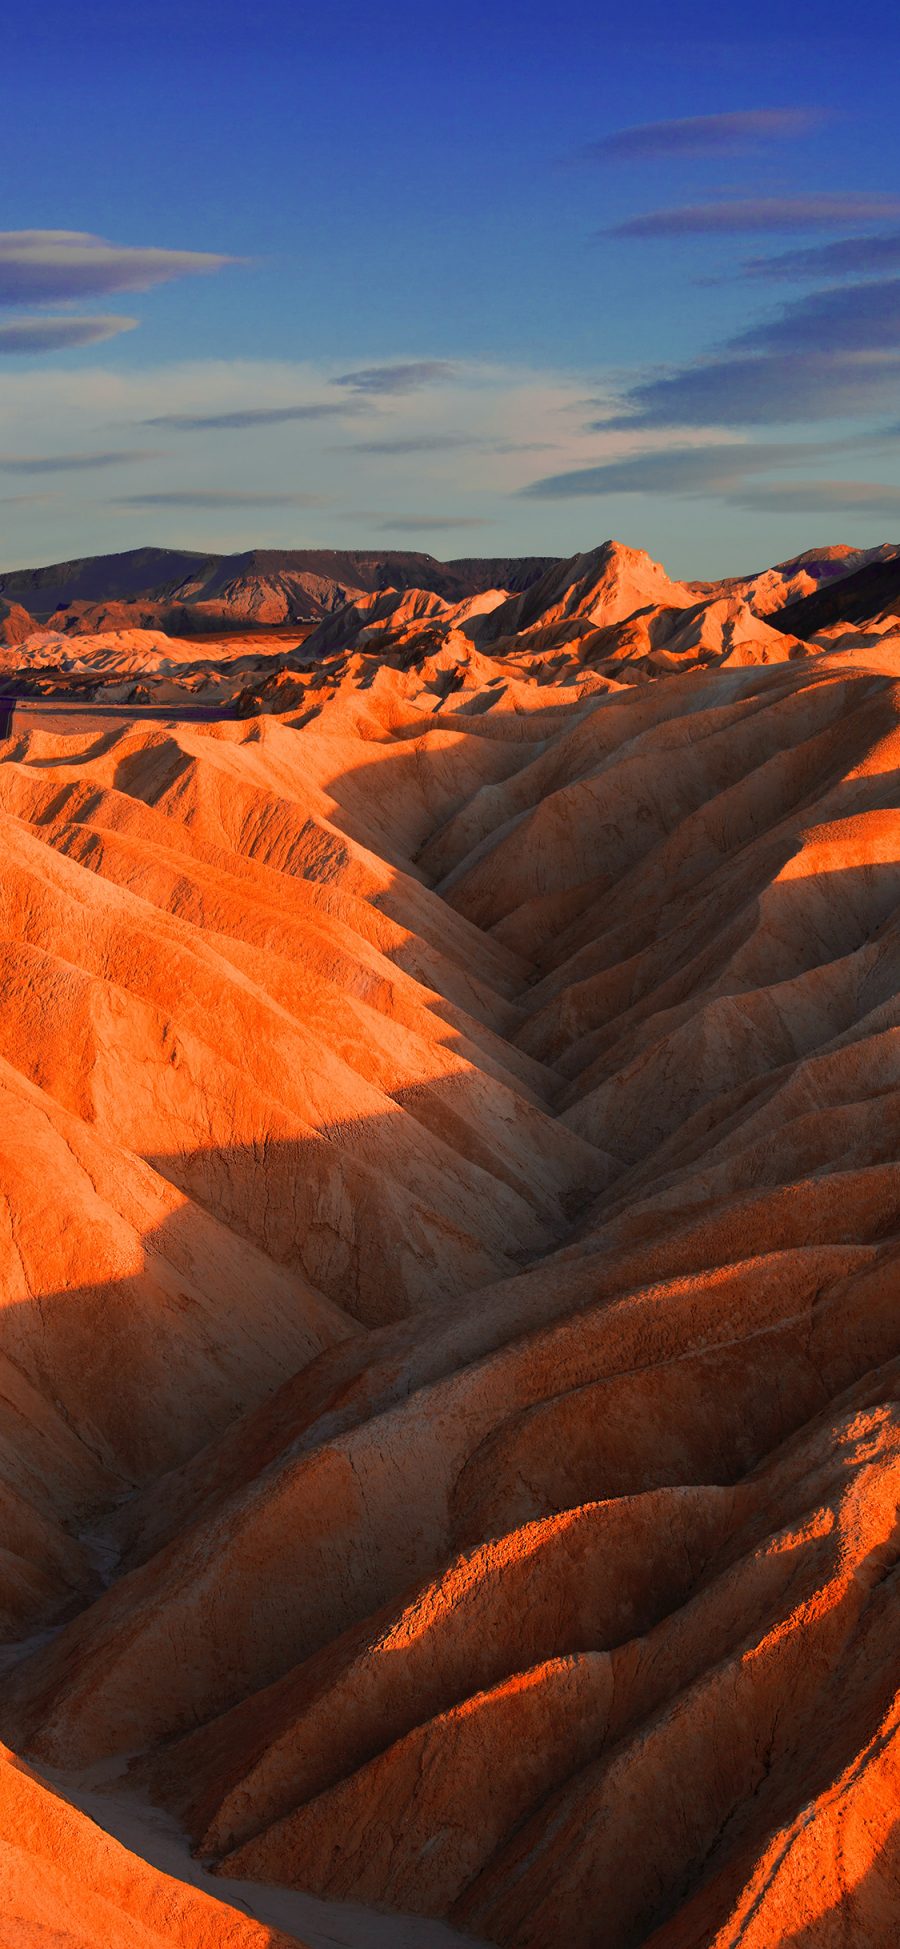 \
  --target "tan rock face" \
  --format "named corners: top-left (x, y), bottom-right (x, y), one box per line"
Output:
top-left (1, 540), bottom-right (900, 1947)
top-left (0, 1740), bottom-right (305, 1949)
top-left (0, 598), bottom-right (35, 649)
